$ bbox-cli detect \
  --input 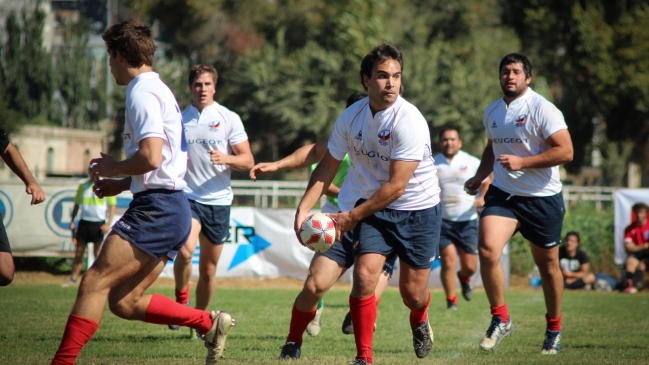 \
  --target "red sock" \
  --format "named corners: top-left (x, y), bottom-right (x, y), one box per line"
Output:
top-left (50, 315), bottom-right (99, 365)
top-left (286, 303), bottom-right (317, 345)
top-left (175, 284), bottom-right (190, 305)
top-left (458, 272), bottom-right (471, 283)
top-left (546, 313), bottom-right (562, 332)
top-left (145, 294), bottom-right (212, 333)
top-left (350, 294), bottom-right (376, 364)
top-left (447, 295), bottom-right (458, 305)
top-left (491, 303), bottom-right (509, 323)
top-left (407, 291), bottom-right (431, 327)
